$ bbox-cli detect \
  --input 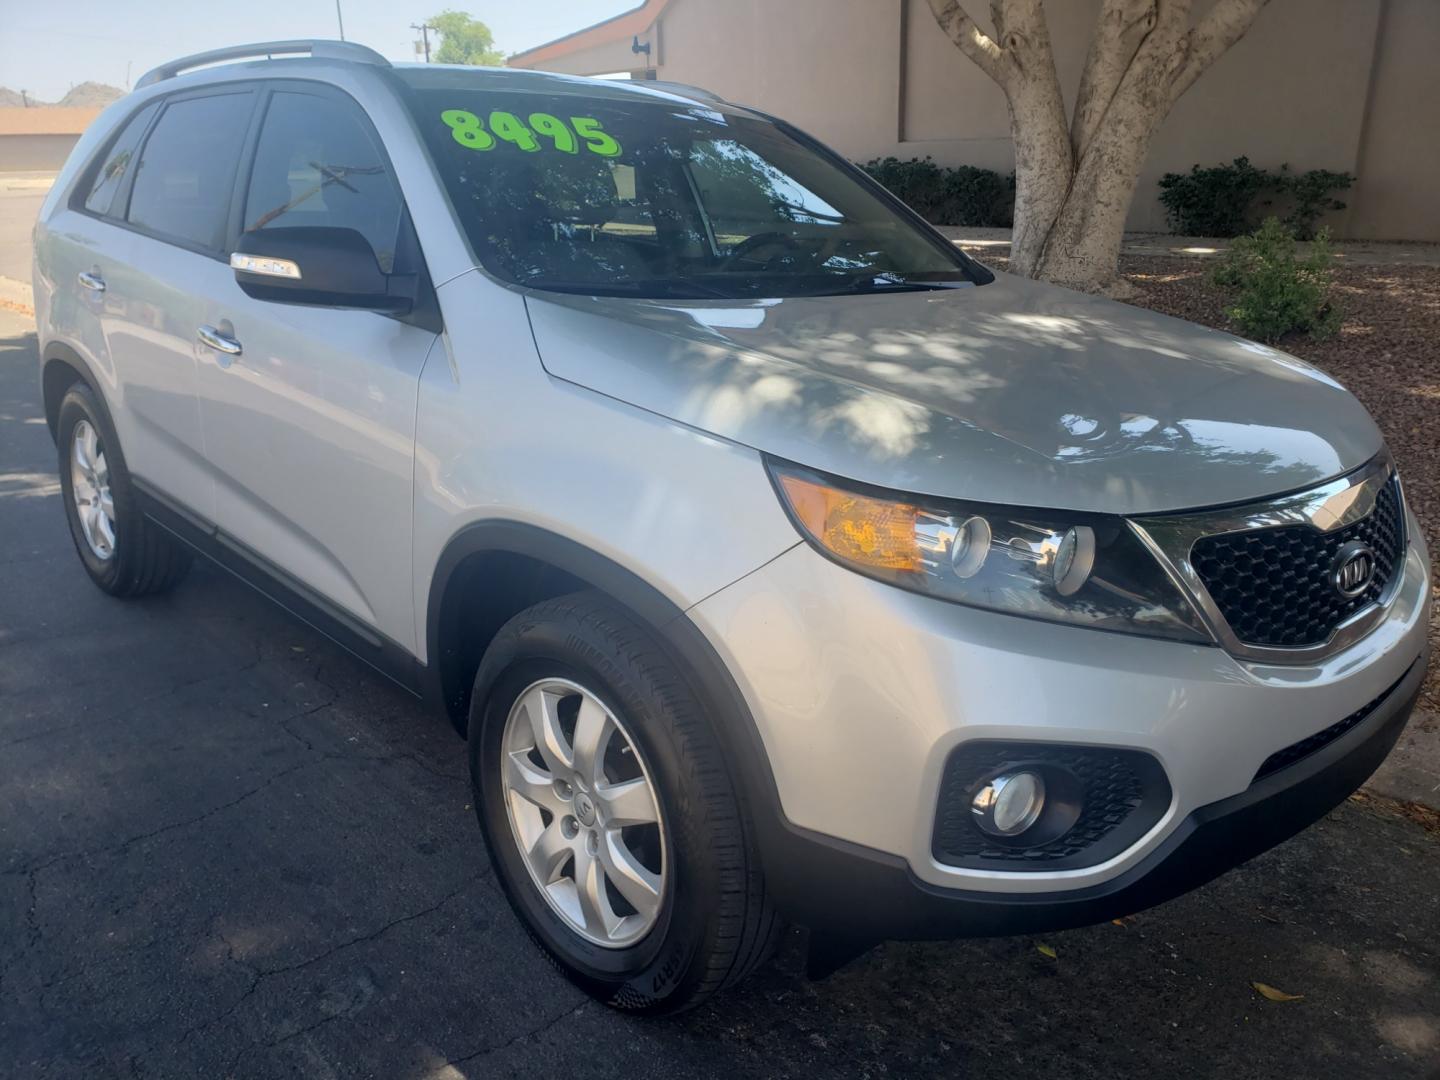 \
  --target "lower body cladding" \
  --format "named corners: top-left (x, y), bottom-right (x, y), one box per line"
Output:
top-left (688, 535), bottom-right (1432, 943)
